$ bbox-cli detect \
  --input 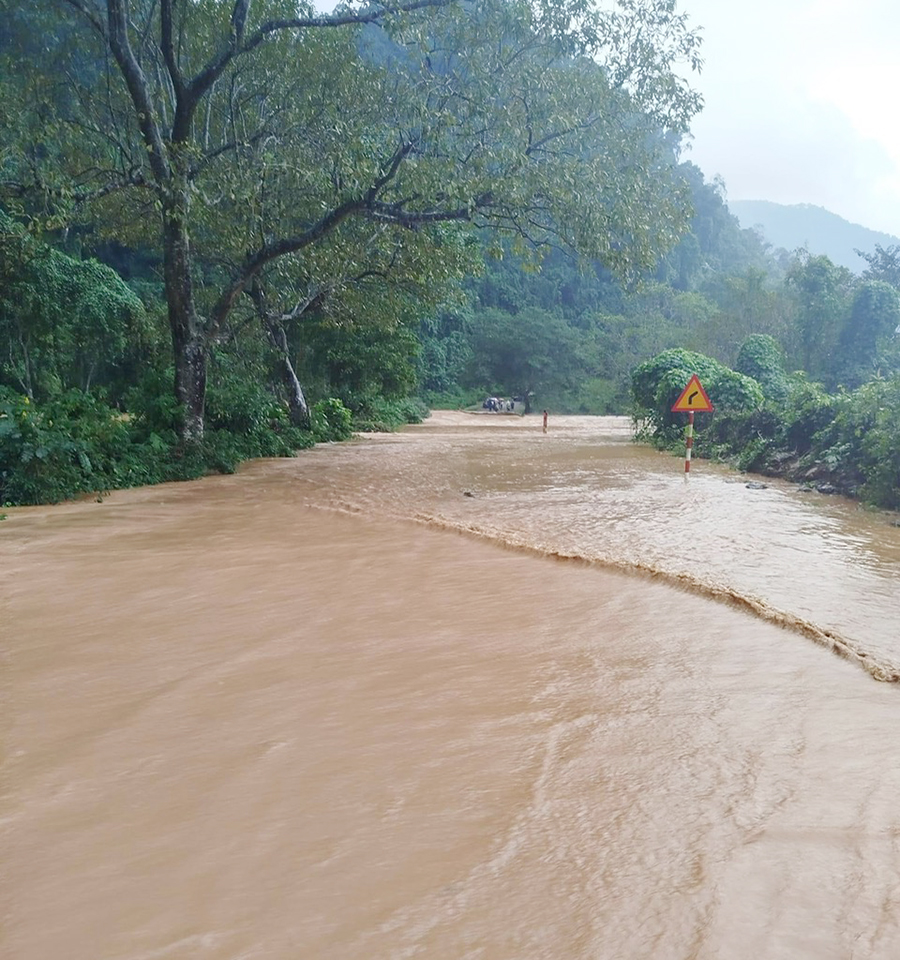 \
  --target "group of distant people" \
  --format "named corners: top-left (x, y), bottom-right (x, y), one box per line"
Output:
top-left (483, 396), bottom-right (516, 412)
